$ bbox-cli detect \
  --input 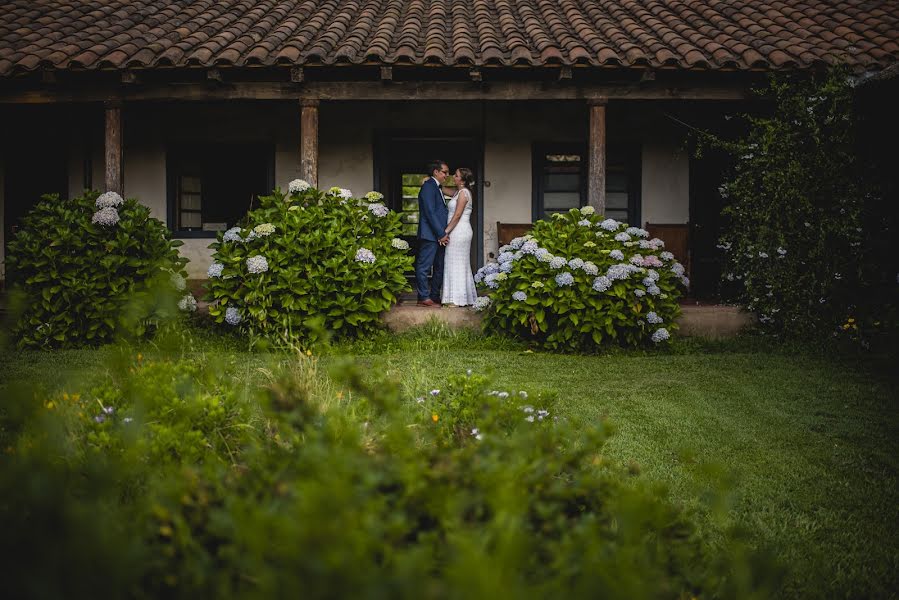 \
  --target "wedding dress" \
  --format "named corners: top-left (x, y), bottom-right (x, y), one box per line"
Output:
top-left (442, 188), bottom-right (478, 306)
